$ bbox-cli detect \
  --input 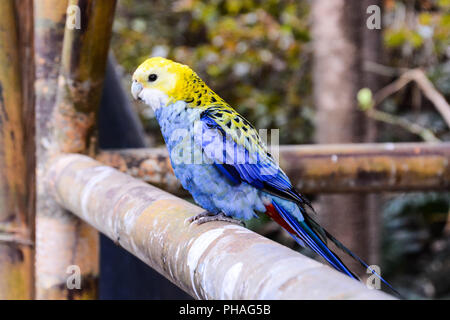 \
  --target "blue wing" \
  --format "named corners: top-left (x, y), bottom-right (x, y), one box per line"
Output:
top-left (197, 110), bottom-right (312, 208)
